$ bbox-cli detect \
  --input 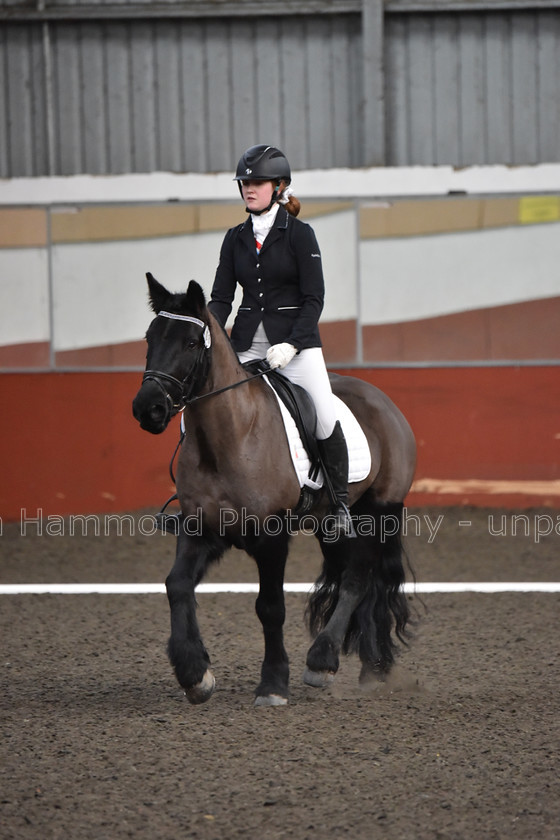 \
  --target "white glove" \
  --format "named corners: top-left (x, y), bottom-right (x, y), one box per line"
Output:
top-left (266, 343), bottom-right (297, 370)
